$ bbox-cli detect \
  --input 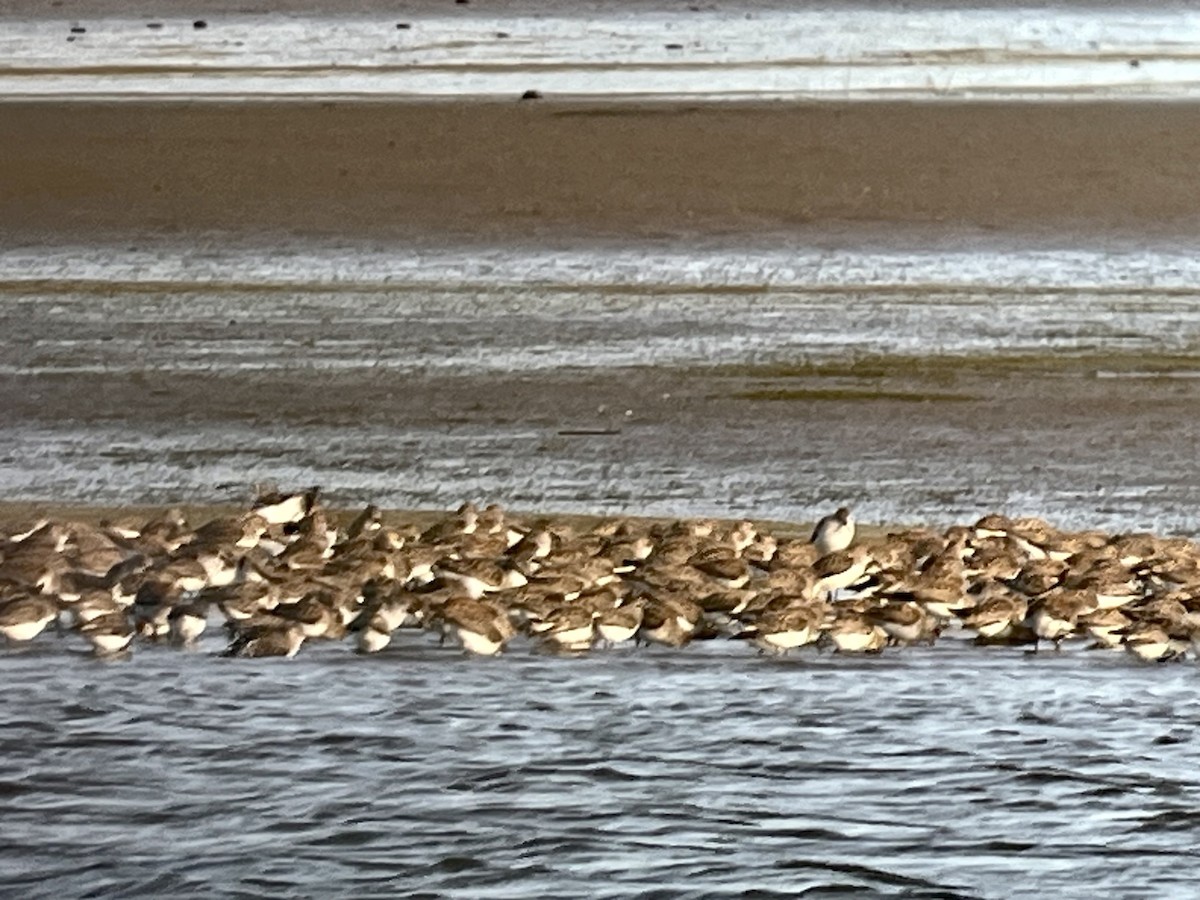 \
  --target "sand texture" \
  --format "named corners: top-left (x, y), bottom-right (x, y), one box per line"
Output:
top-left (5, 99), bottom-right (1200, 242)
